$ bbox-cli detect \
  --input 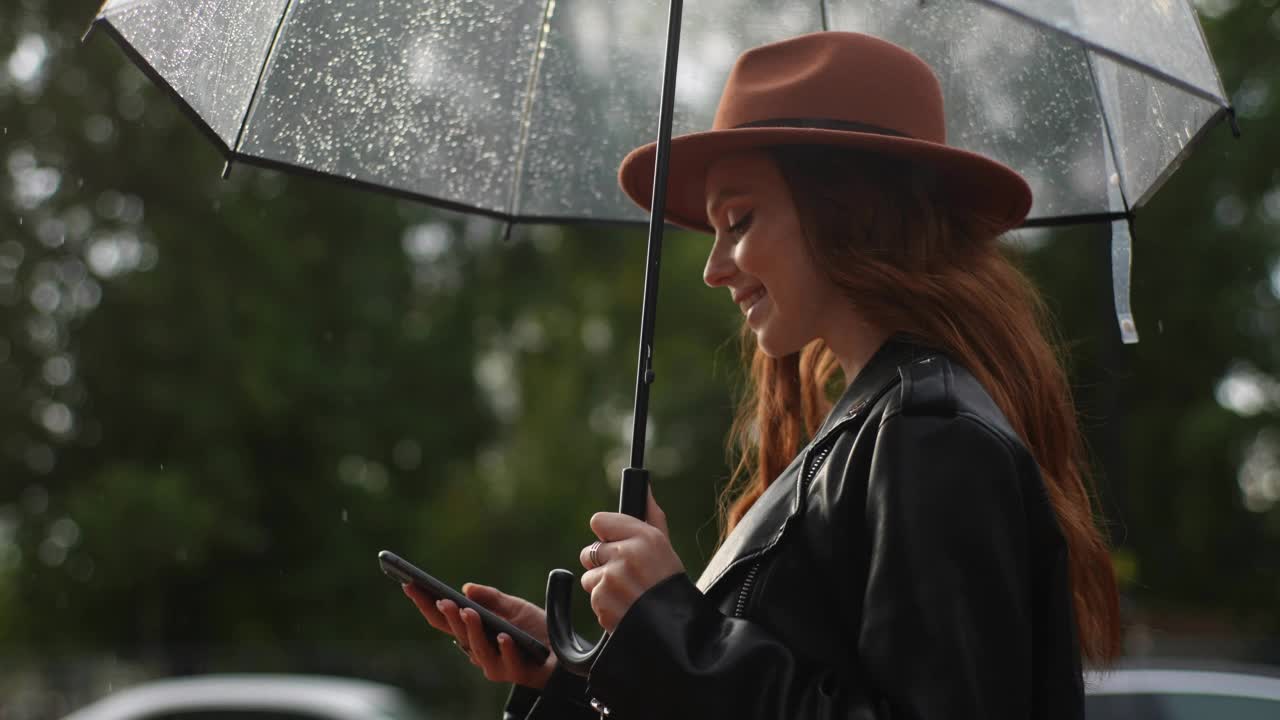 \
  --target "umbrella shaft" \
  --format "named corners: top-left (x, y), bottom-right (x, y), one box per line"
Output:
top-left (545, 0), bottom-right (686, 682)
top-left (629, 0), bottom-right (684, 472)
